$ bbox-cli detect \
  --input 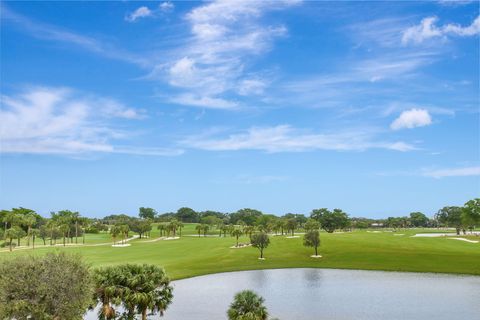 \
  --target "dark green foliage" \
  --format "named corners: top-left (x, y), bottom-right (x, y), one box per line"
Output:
top-left (0, 252), bottom-right (93, 320)
top-left (250, 232), bottom-right (270, 259)
top-left (303, 230), bottom-right (321, 256)
top-left (227, 290), bottom-right (268, 320)
top-left (94, 264), bottom-right (173, 320)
